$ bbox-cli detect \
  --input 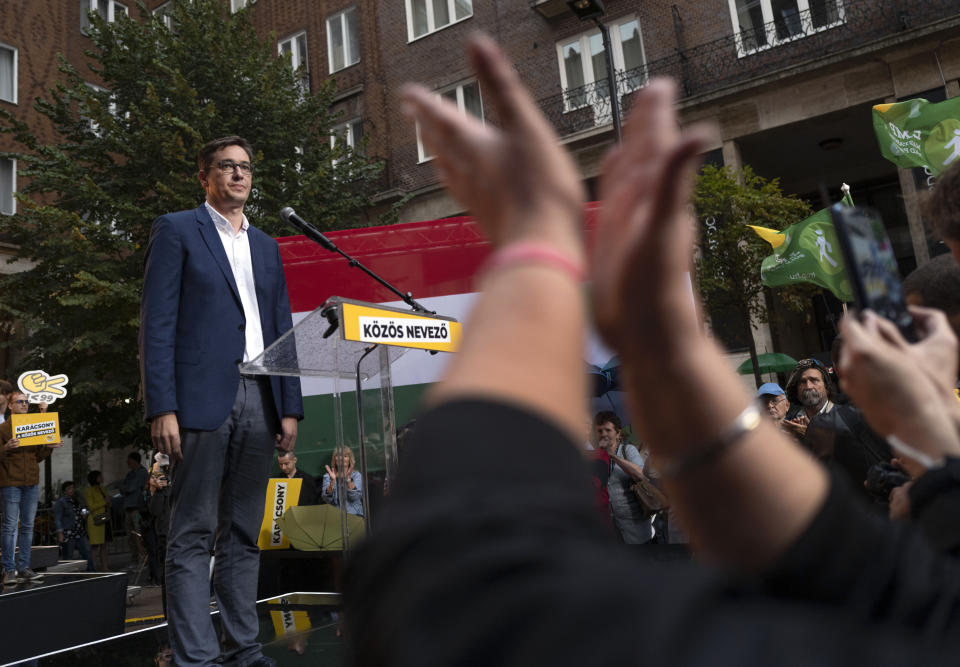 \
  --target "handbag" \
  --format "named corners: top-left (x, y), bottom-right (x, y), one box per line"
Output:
top-left (630, 477), bottom-right (669, 515)
top-left (93, 512), bottom-right (109, 526)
